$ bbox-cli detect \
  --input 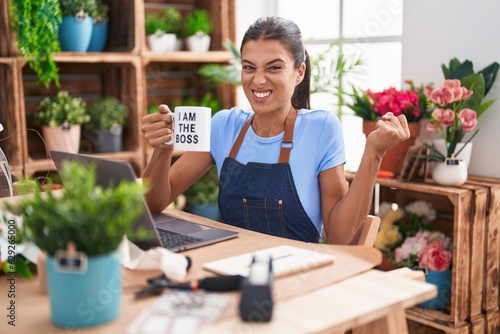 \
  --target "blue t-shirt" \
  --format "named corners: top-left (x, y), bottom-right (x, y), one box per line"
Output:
top-left (210, 107), bottom-right (346, 234)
